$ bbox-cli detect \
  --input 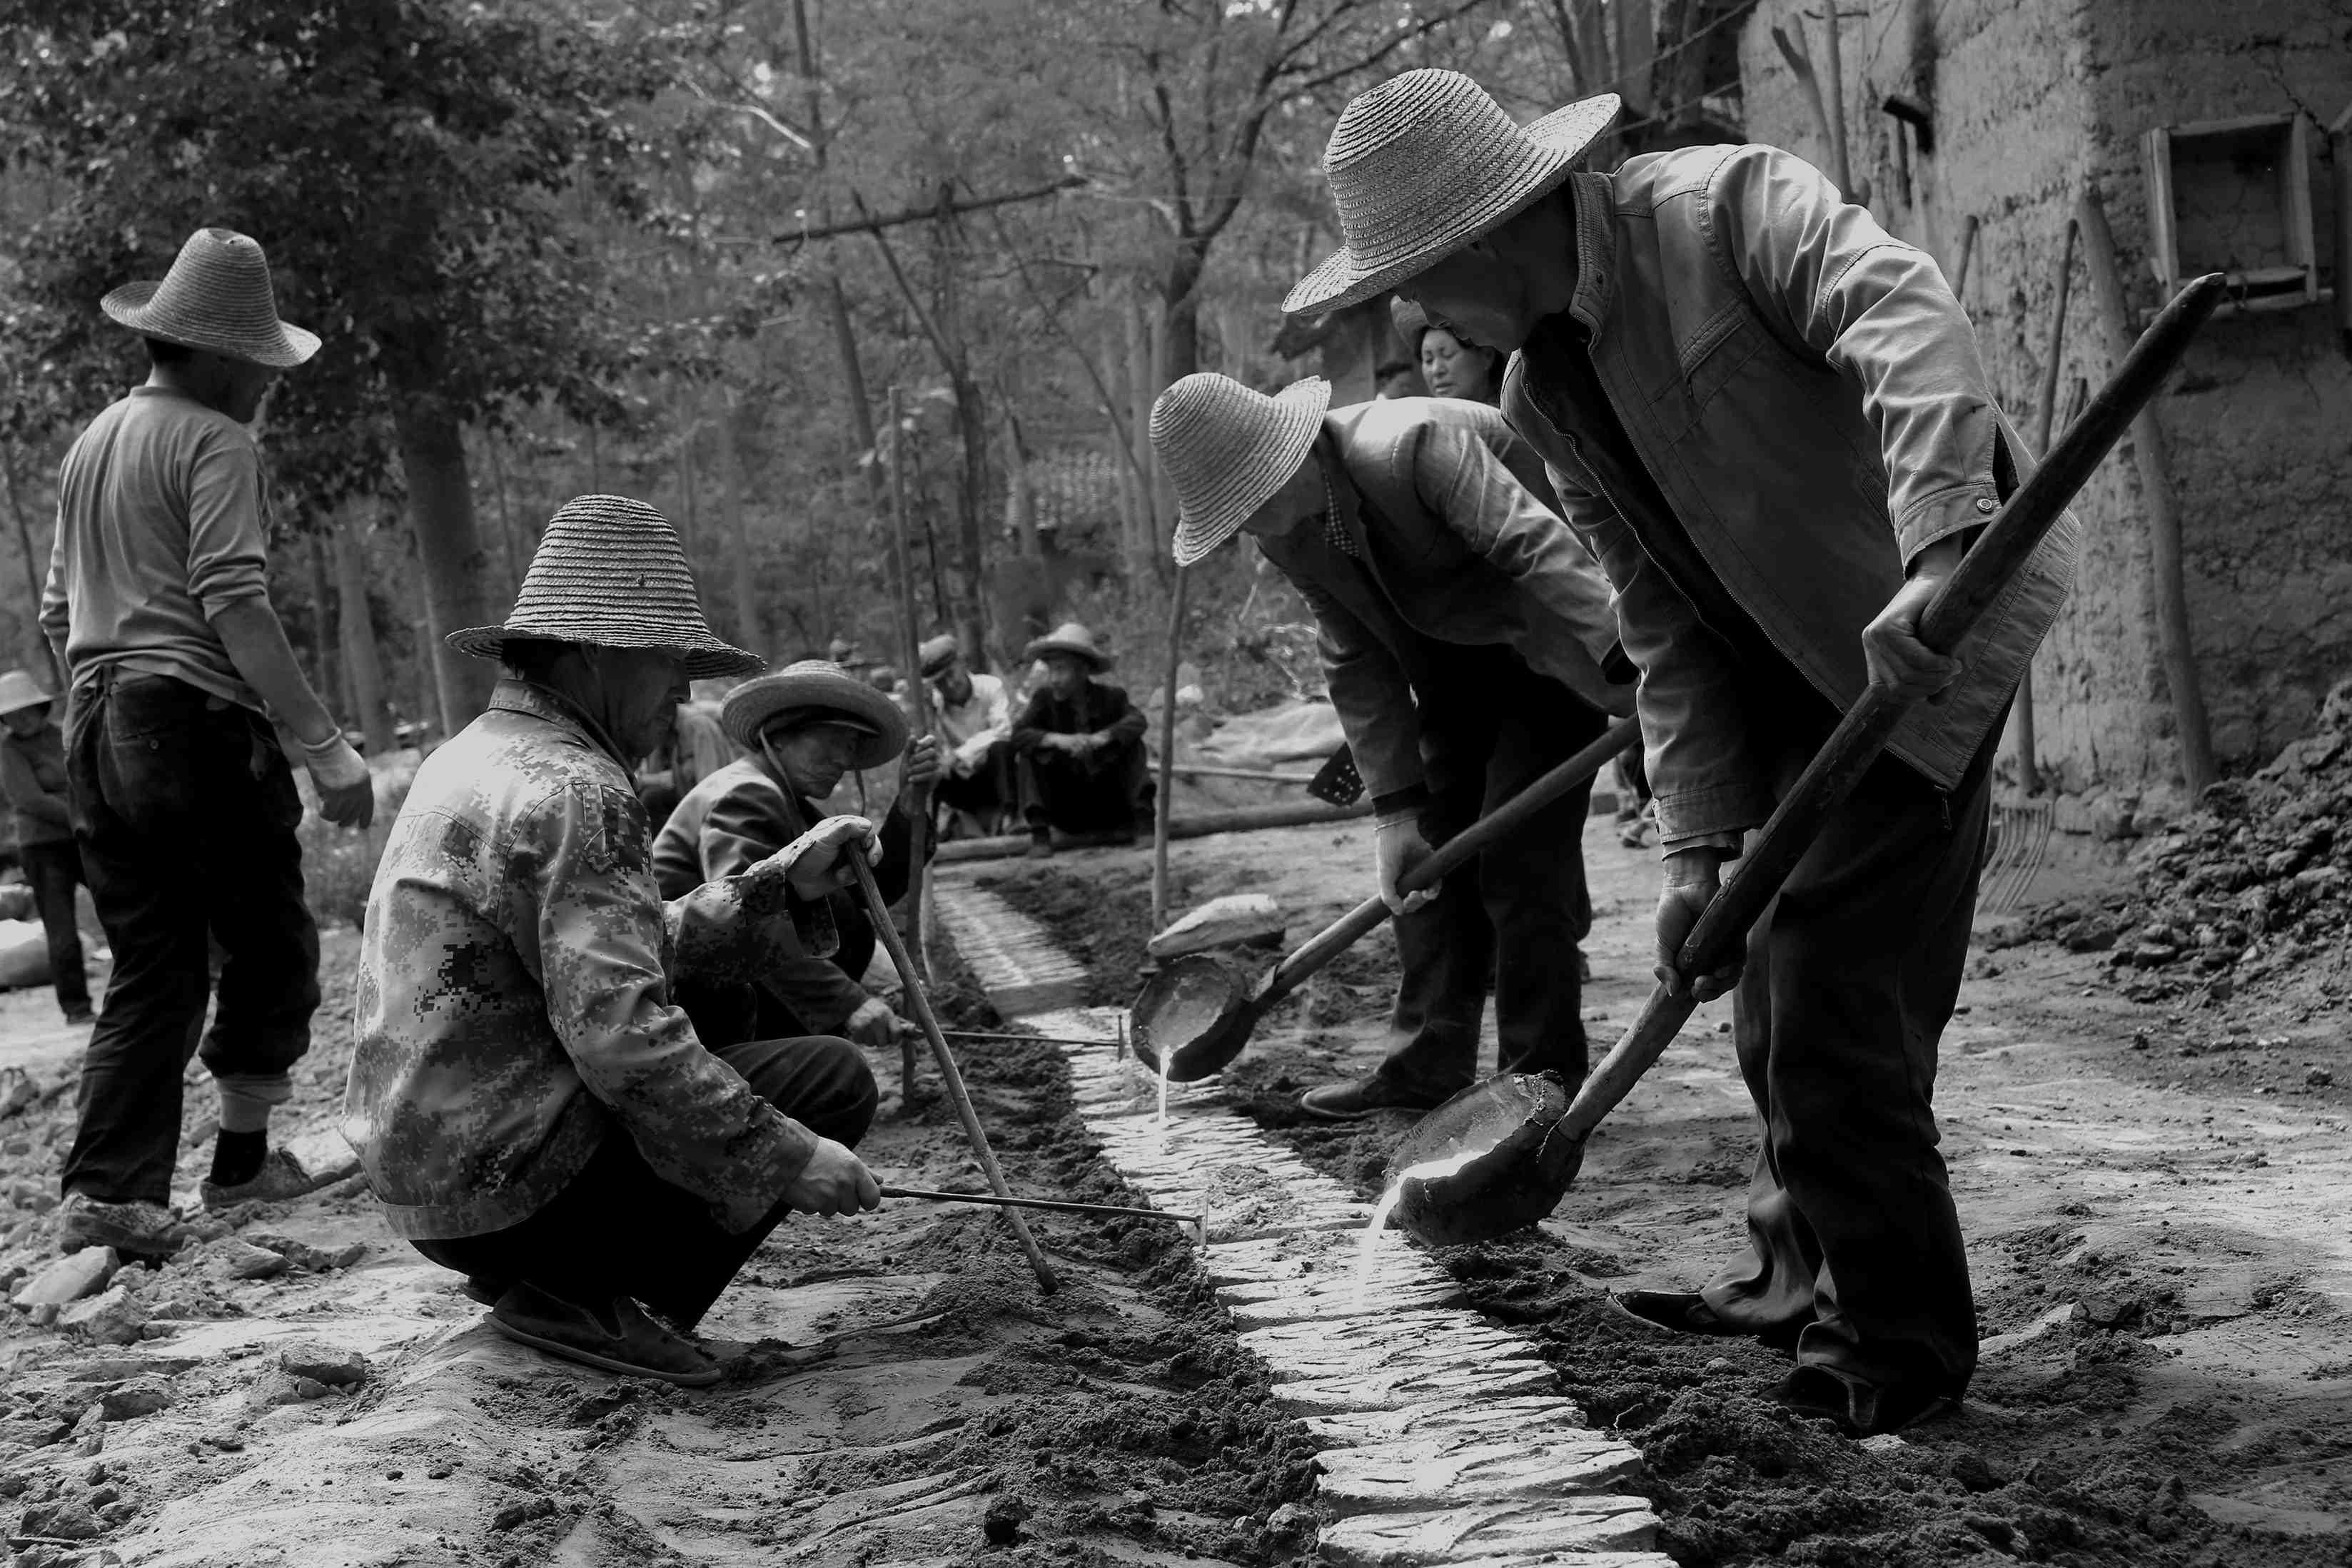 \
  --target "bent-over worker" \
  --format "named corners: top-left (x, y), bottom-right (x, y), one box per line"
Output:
top-left (344, 496), bottom-right (883, 1386)
top-left (1150, 376), bottom-right (1628, 1119)
top-left (1288, 71), bottom-right (2078, 1435)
